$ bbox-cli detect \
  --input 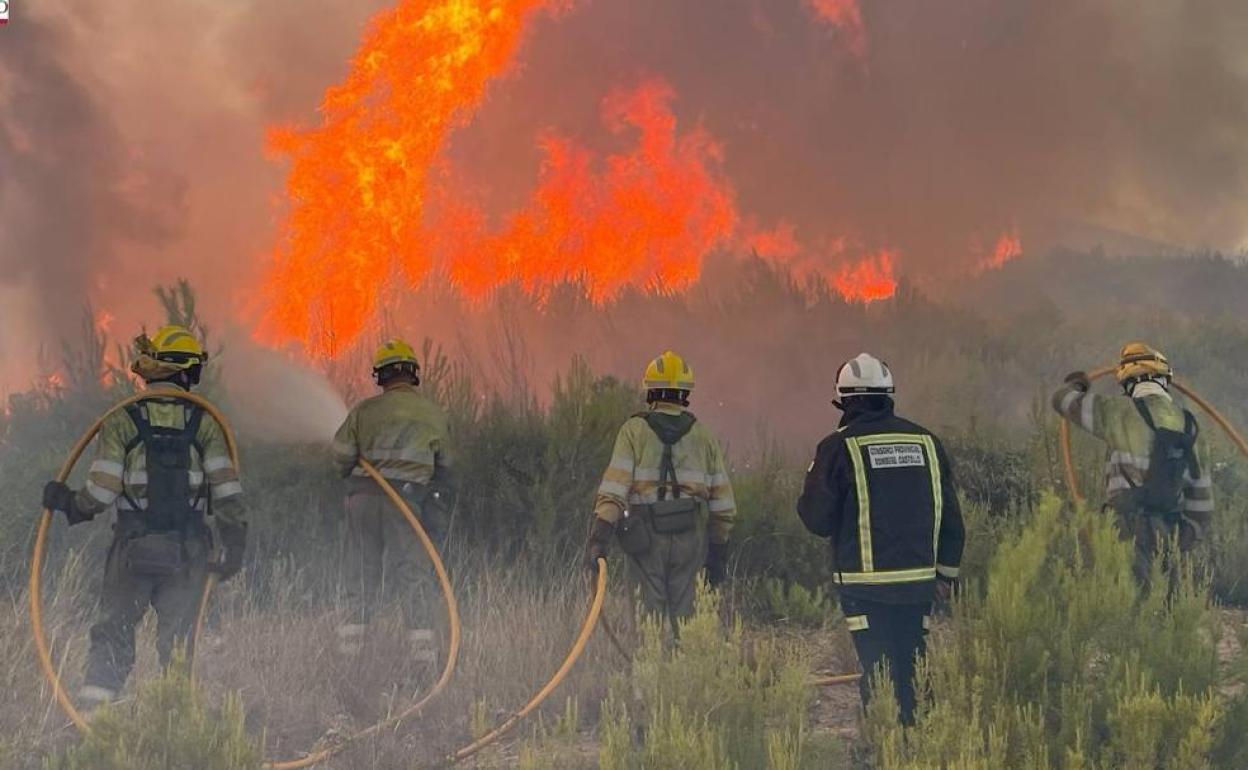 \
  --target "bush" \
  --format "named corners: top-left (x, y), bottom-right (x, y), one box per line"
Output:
top-left (599, 584), bottom-right (847, 769)
top-left (47, 661), bottom-right (260, 770)
top-left (868, 494), bottom-right (1224, 769)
